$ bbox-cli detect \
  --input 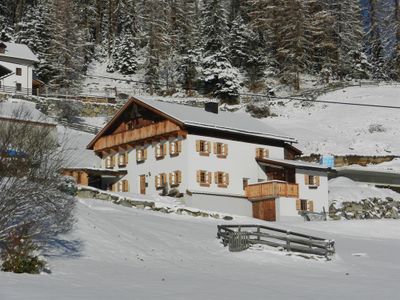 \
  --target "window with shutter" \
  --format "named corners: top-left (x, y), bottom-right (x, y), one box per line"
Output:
top-left (198, 170), bottom-right (211, 187)
top-left (136, 148), bottom-right (147, 163)
top-left (169, 141), bottom-right (182, 157)
top-left (215, 171), bottom-right (229, 188)
top-left (196, 140), bottom-right (210, 156)
top-left (256, 148), bottom-right (269, 159)
top-left (105, 155), bottom-right (114, 169)
top-left (300, 199), bottom-right (308, 211)
top-left (156, 173), bottom-right (167, 189)
top-left (155, 144), bottom-right (166, 159)
top-left (122, 180), bottom-right (129, 192)
top-left (118, 152), bottom-right (127, 167)
top-left (169, 170), bottom-right (182, 187)
top-left (305, 175), bottom-right (319, 188)
top-left (214, 142), bottom-right (228, 158)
